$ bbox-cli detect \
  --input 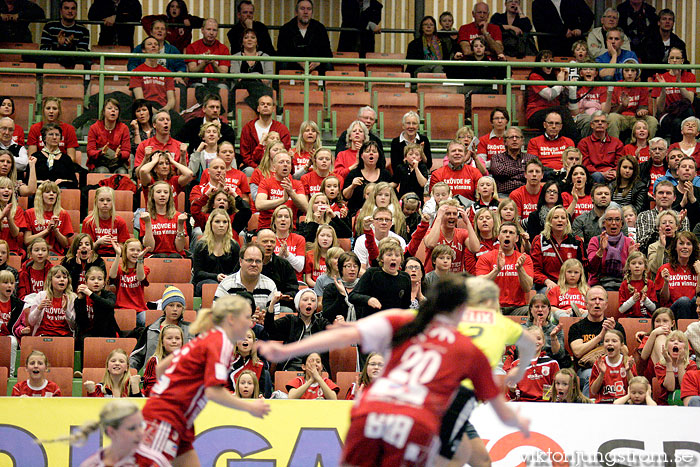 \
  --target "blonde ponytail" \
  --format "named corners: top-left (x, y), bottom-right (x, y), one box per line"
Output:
top-left (42, 400), bottom-right (138, 446)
